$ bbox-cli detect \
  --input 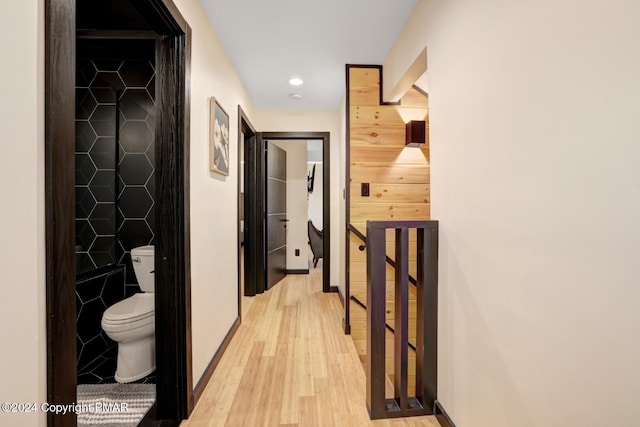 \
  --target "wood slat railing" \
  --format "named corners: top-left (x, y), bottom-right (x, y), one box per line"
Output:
top-left (365, 220), bottom-right (438, 419)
